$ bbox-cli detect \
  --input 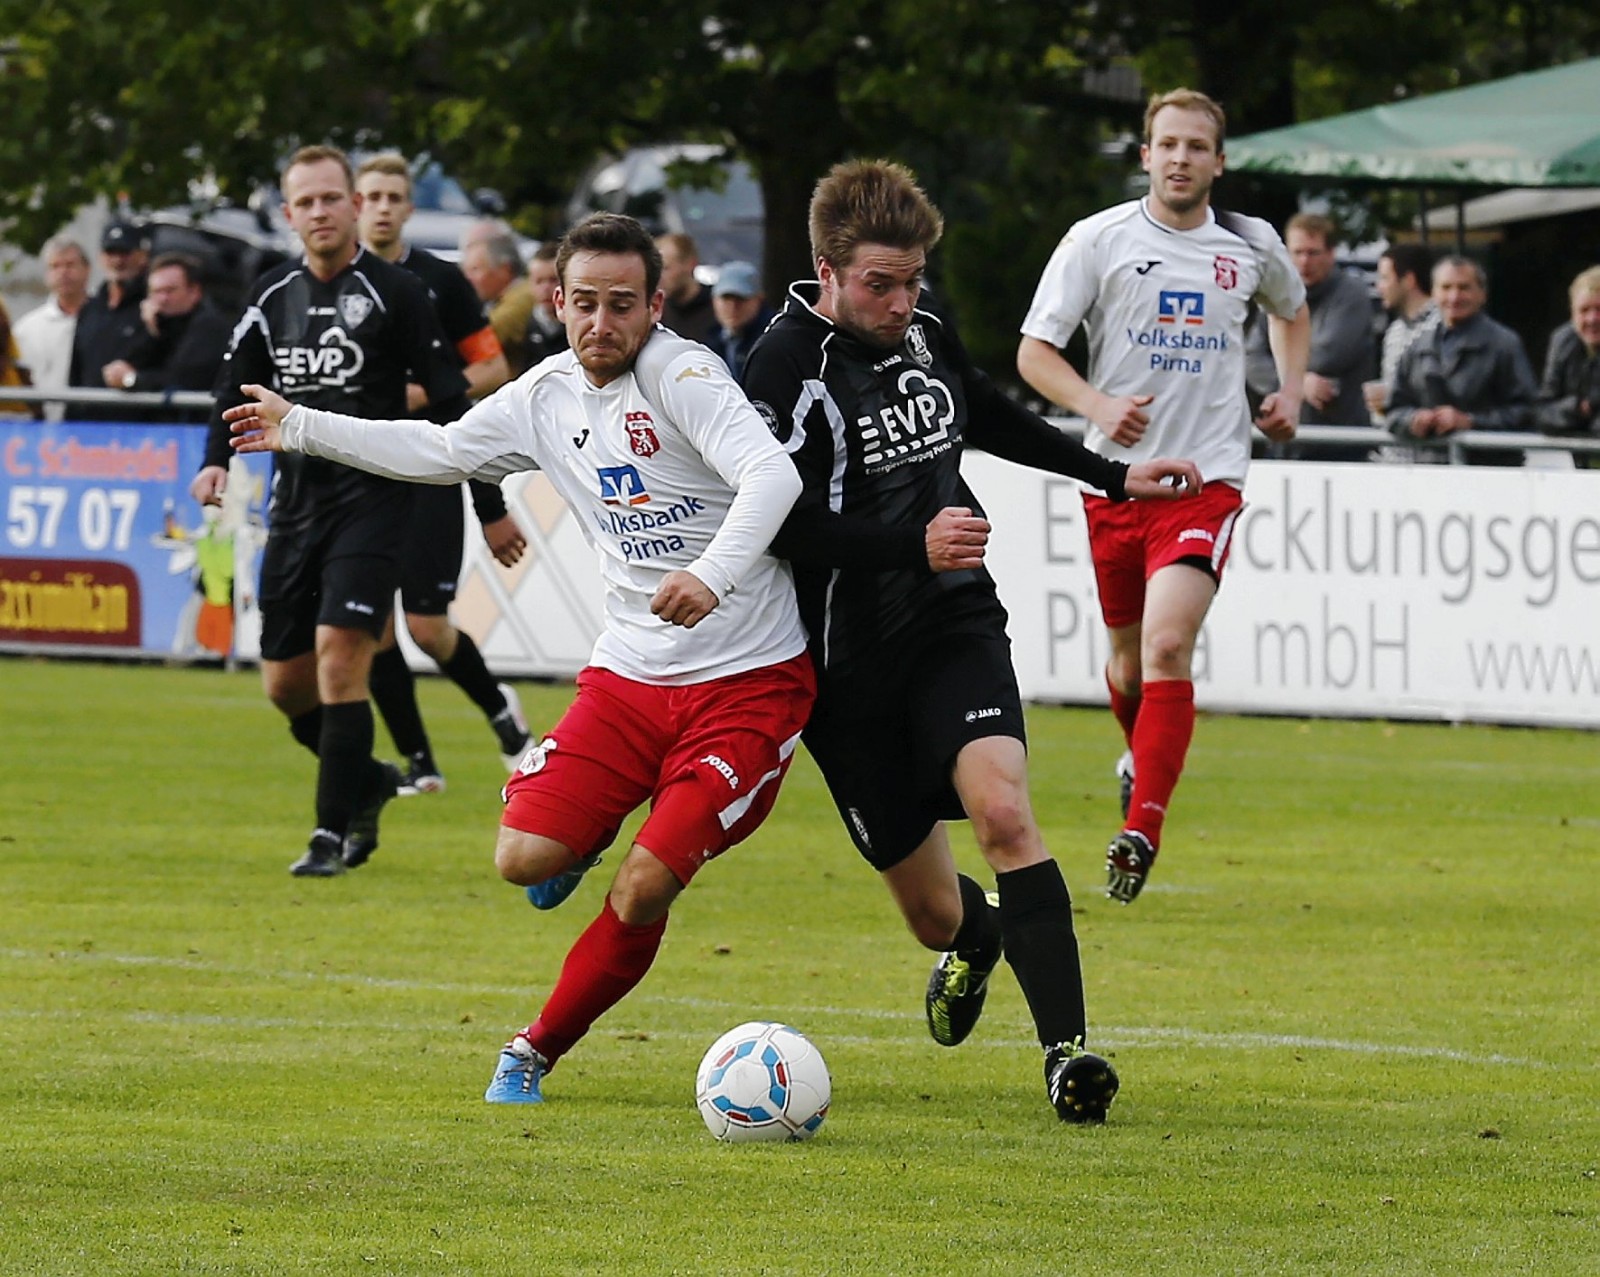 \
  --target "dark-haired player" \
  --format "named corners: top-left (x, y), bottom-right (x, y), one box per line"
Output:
top-left (226, 212), bottom-right (815, 1105)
